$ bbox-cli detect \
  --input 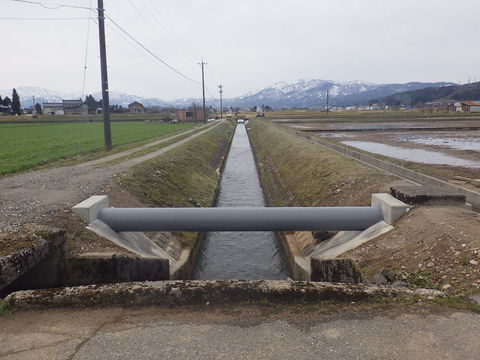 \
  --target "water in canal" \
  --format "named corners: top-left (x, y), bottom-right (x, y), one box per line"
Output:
top-left (194, 123), bottom-right (287, 280)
